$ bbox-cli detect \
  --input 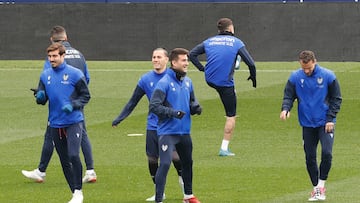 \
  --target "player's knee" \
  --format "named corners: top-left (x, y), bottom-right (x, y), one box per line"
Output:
top-left (172, 151), bottom-right (180, 161)
top-left (181, 159), bottom-right (193, 169)
top-left (305, 154), bottom-right (317, 163)
top-left (159, 162), bottom-right (172, 170)
top-left (321, 151), bottom-right (332, 161)
top-left (68, 154), bottom-right (81, 163)
top-left (224, 121), bottom-right (235, 133)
